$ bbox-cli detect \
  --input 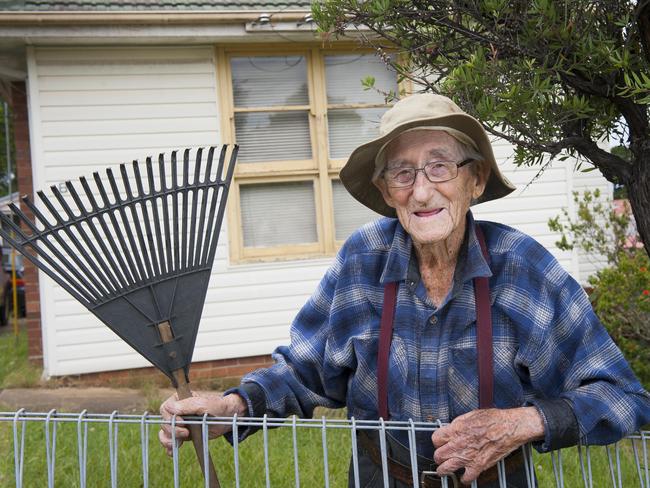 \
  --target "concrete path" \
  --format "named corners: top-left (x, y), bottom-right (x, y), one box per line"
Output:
top-left (0, 387), bottom-right (173, 413)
